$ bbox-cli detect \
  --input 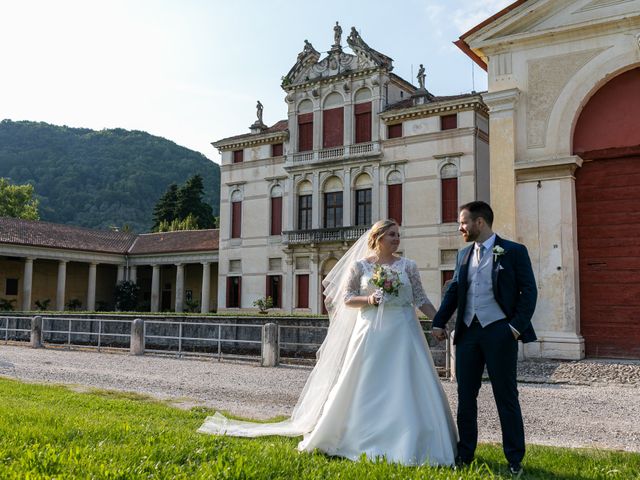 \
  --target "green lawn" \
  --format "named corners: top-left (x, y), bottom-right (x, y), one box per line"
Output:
top-left (0, 377), bottom-right (638, 479)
